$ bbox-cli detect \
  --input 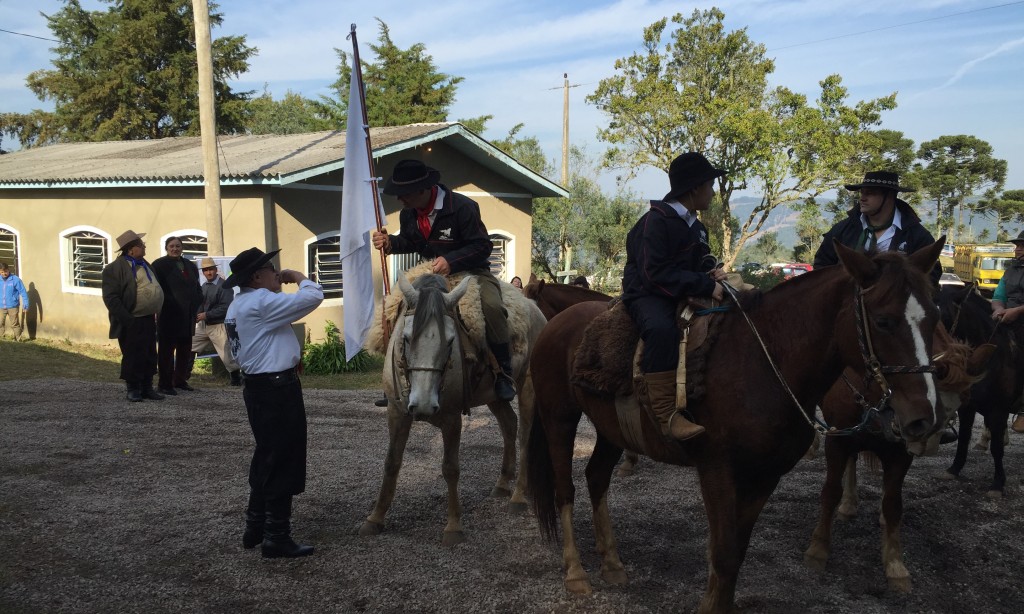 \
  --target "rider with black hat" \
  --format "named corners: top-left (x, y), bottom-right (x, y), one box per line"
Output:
top-left (991, 230), bottom-right (1024, 433)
